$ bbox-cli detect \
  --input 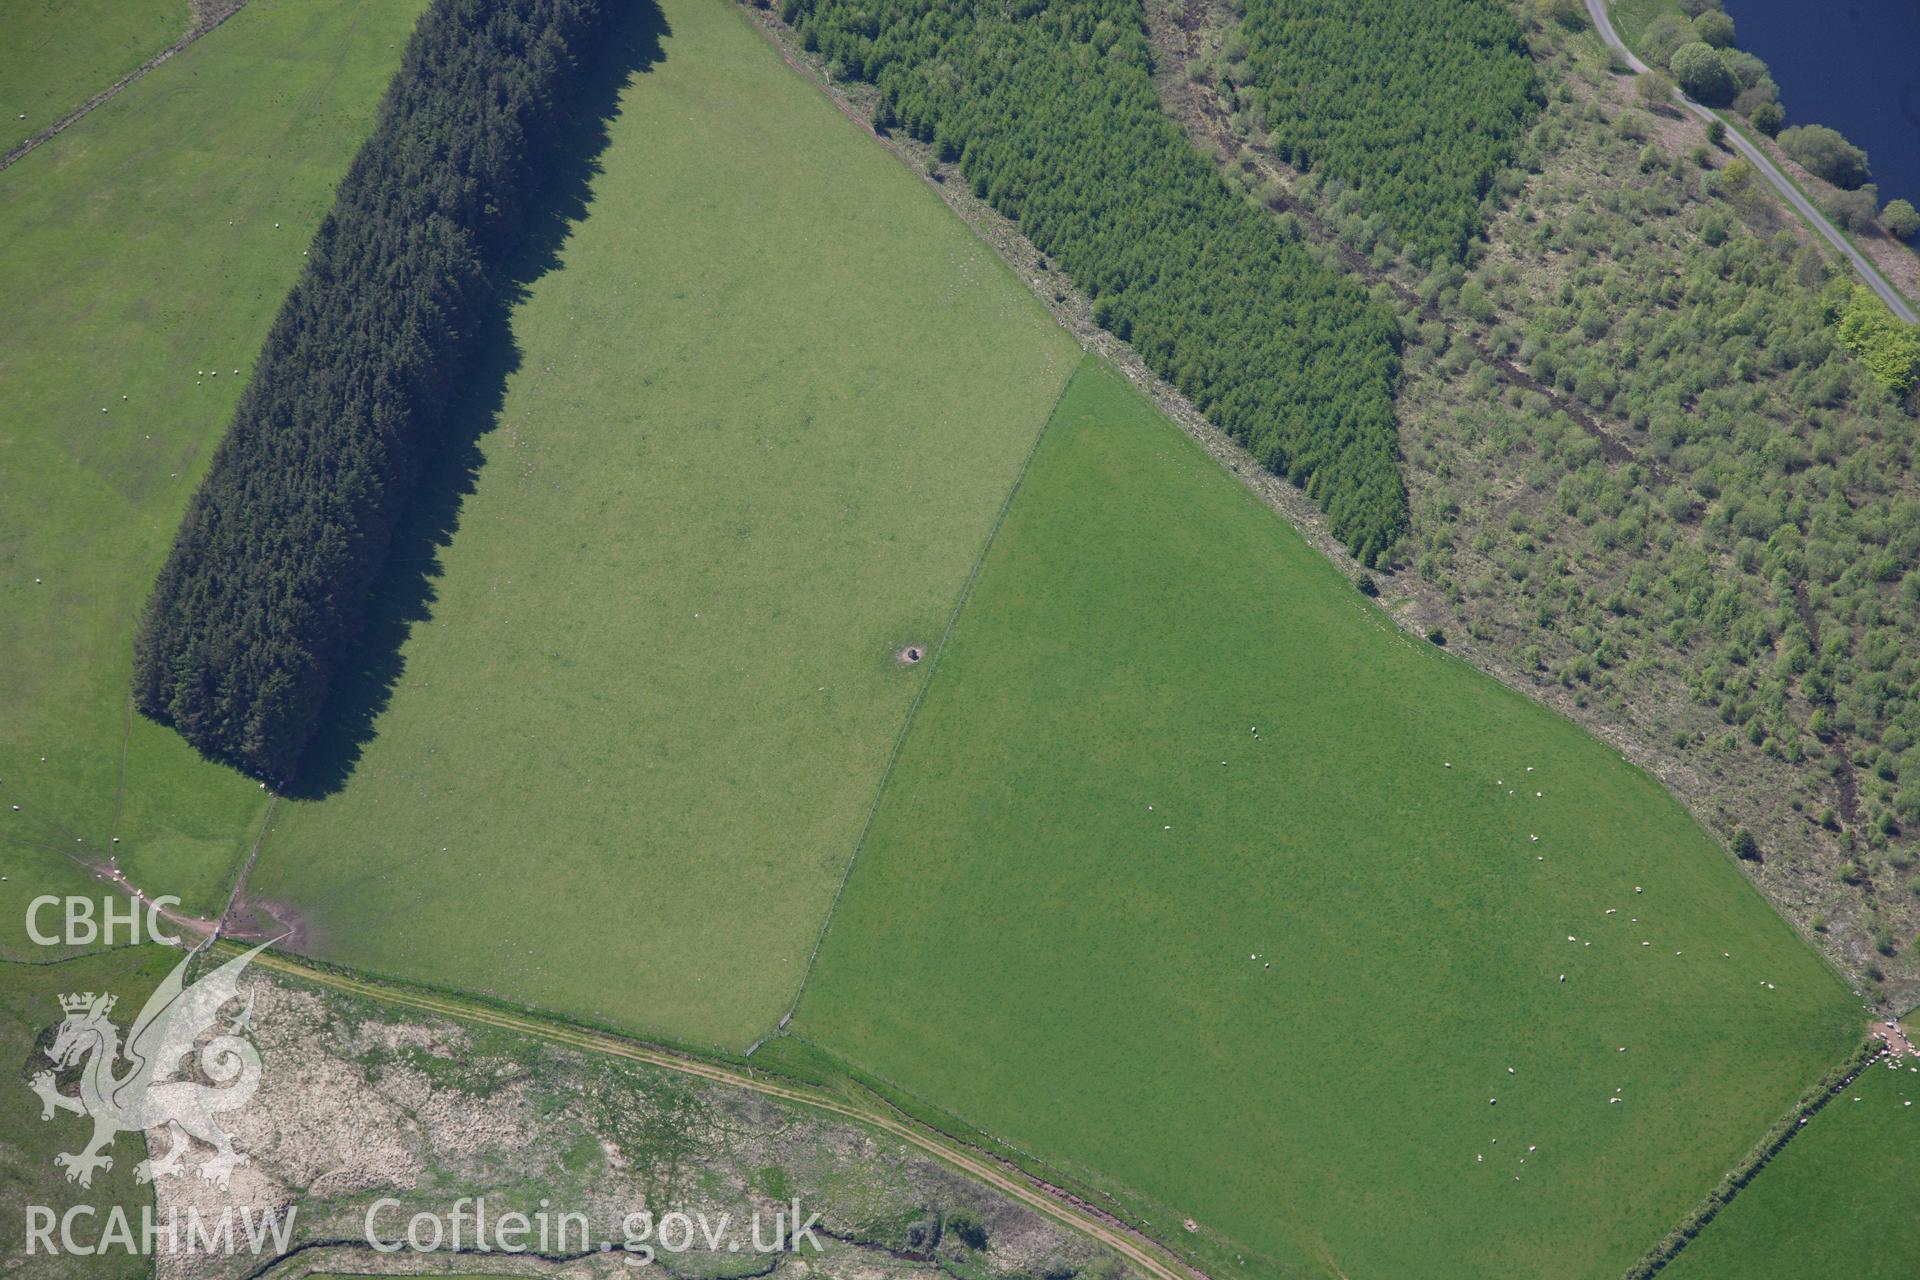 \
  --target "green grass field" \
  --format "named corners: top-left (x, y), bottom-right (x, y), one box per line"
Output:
top-left (1664, 1052), bottom-right (1919, 1279)
top-left (0, 947), bottom-right (176, 1280)
top-left (0, 4), bottom-right (1877, 1274)
top-left (244, 0), bottom-right (1079, 1049)
top-left (789, 357), bottom-right (1860, 1279)
top-left (0, 0), bottom-right (189, 153)
top-left (0, 0), bottom-right (428, 943)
